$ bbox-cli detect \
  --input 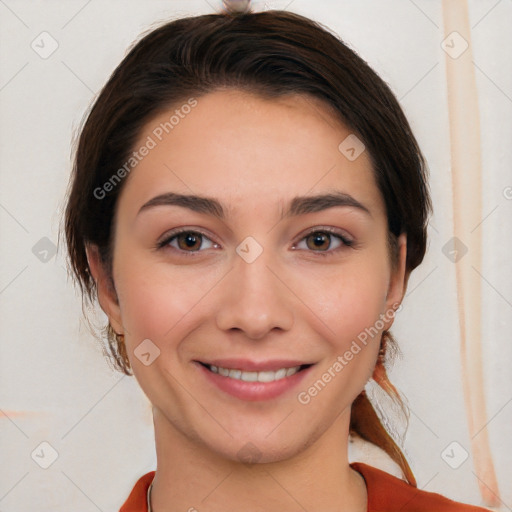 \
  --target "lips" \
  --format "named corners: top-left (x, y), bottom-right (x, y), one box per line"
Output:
top-left (194, 359), bottom-right (314, 401)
